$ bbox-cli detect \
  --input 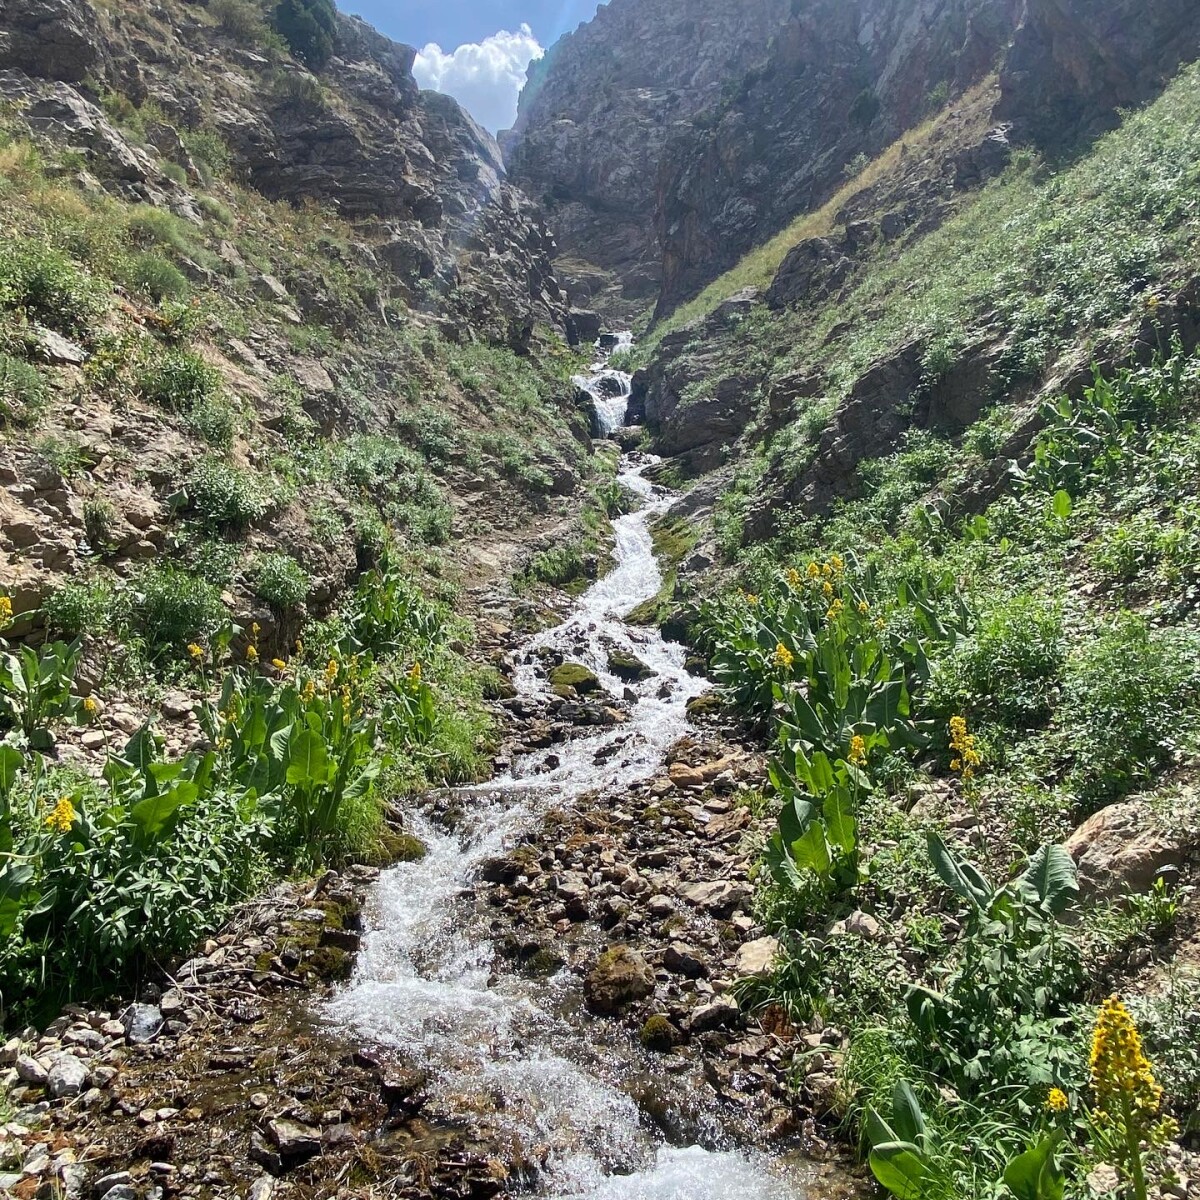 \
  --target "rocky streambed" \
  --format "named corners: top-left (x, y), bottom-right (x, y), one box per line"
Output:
top-left (0, 354), bottom-right (867, 1200)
